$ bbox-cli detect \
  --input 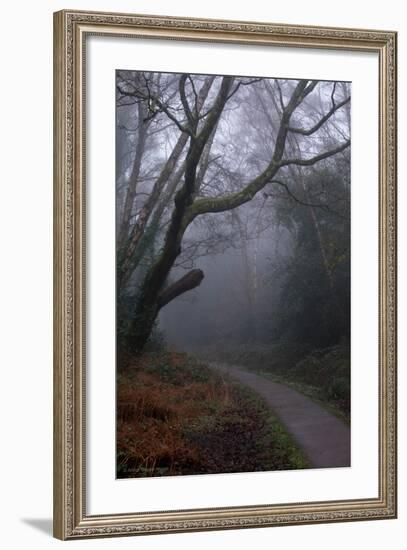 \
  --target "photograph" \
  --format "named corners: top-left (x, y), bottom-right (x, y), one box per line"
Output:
top-left (52, 9), bottom-right (396, 539)
top-left (115, 70), bottom-right (352, 478)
